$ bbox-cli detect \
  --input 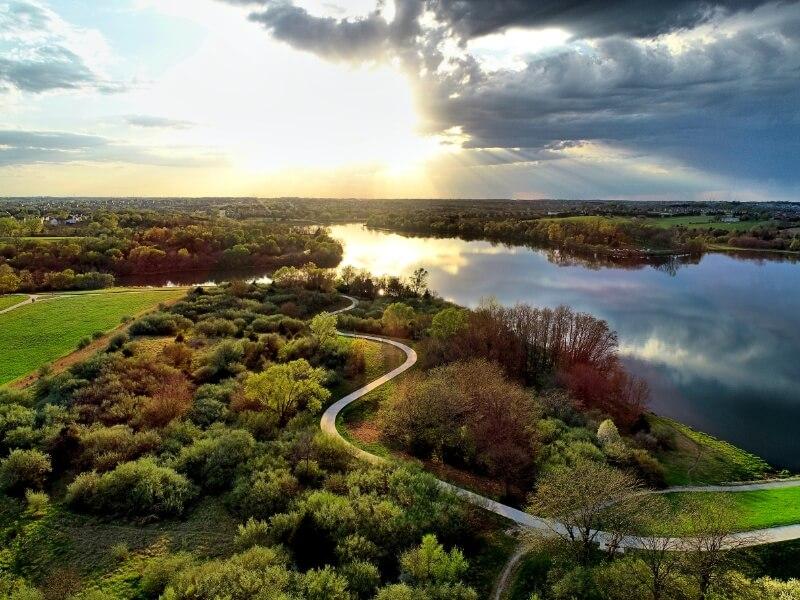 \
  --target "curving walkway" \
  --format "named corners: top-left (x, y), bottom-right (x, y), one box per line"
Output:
top-left (321, 295), bottom-right (800, 550)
